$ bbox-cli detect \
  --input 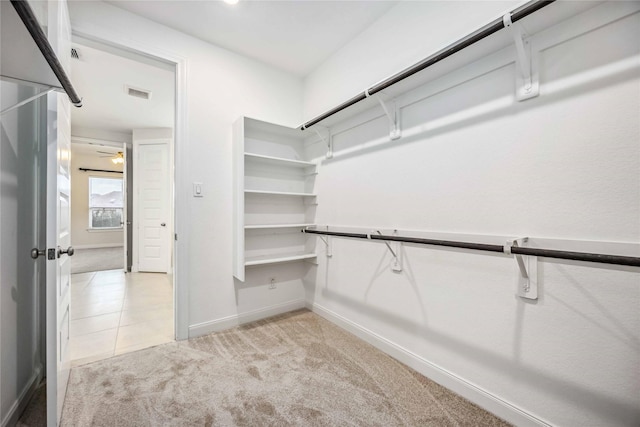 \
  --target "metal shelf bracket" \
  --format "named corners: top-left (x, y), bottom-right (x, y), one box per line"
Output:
top-left (374, 230), bottom-right (403, 272)
top-left (313, 126), bottom-right (333, 159)
top-left (503, 12), bottom-right (539, 101)
top-left (318, 235), bottom-right (332, 258)
top-left (504, 237), bottom-right (538, 300)
top-left (366, 90), bottom-right (401, 140)
top-left (310, 226), bottom-right (332, 257)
